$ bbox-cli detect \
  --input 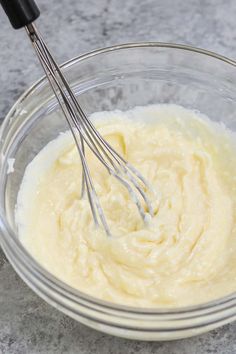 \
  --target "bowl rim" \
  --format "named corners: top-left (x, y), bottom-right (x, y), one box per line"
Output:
top-left (1, 41), bottom-right (236, 317)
